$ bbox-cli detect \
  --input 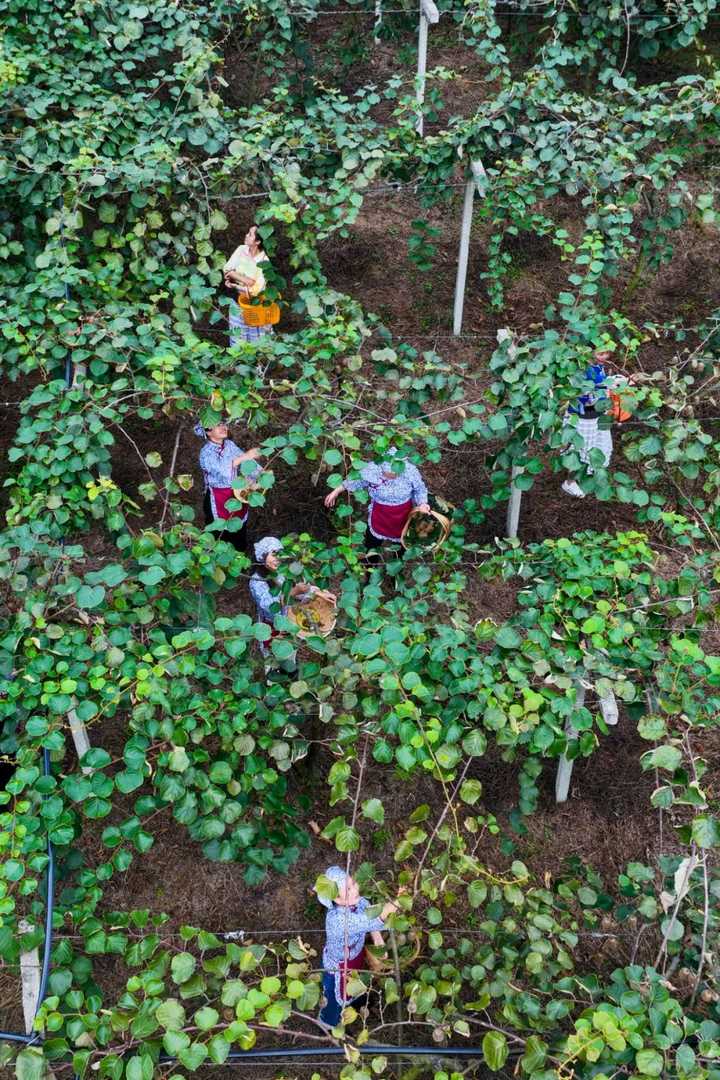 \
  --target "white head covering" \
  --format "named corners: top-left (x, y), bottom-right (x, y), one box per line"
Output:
top-left (254, 536), bottom-right (282, 564)
top-left (316, 865), bottom-right (348, 908)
